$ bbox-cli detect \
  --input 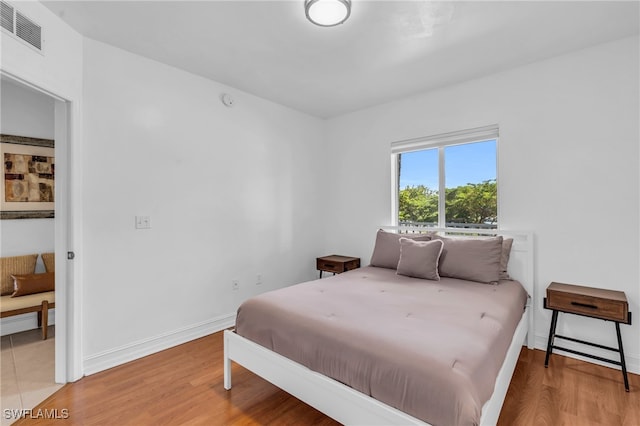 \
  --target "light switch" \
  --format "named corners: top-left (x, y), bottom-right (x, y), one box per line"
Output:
top-left (135, 216), bottom-right (151, 229)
